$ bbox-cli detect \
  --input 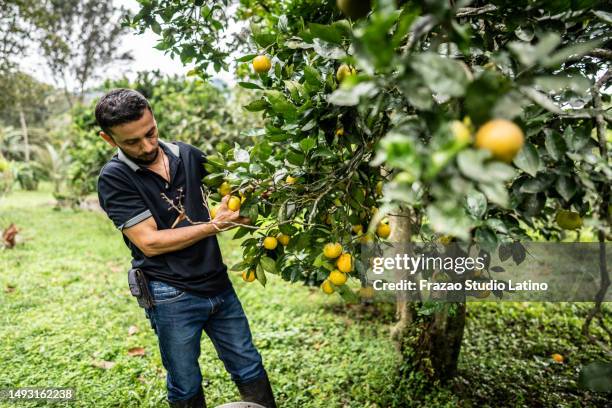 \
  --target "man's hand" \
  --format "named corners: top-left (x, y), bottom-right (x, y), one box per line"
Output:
top-left (212, 195), bottom-right (251, 231)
